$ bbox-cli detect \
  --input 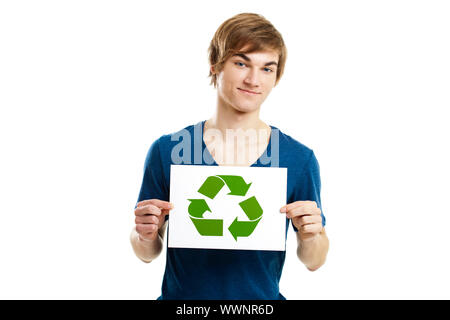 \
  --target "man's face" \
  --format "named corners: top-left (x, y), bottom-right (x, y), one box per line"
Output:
top-left (213, 46), bottom-right (279, 114)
